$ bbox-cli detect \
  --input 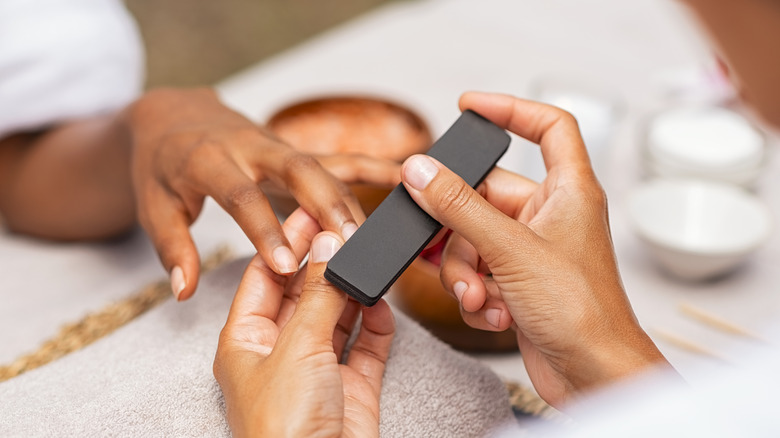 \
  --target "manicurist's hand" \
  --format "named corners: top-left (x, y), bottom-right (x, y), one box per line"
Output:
top-left (401, 92), bottom-right (671, 408)
top-left (127, 88), bottom-right (399, 300)
top-left (214, 208), bottom-right (395, 438)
